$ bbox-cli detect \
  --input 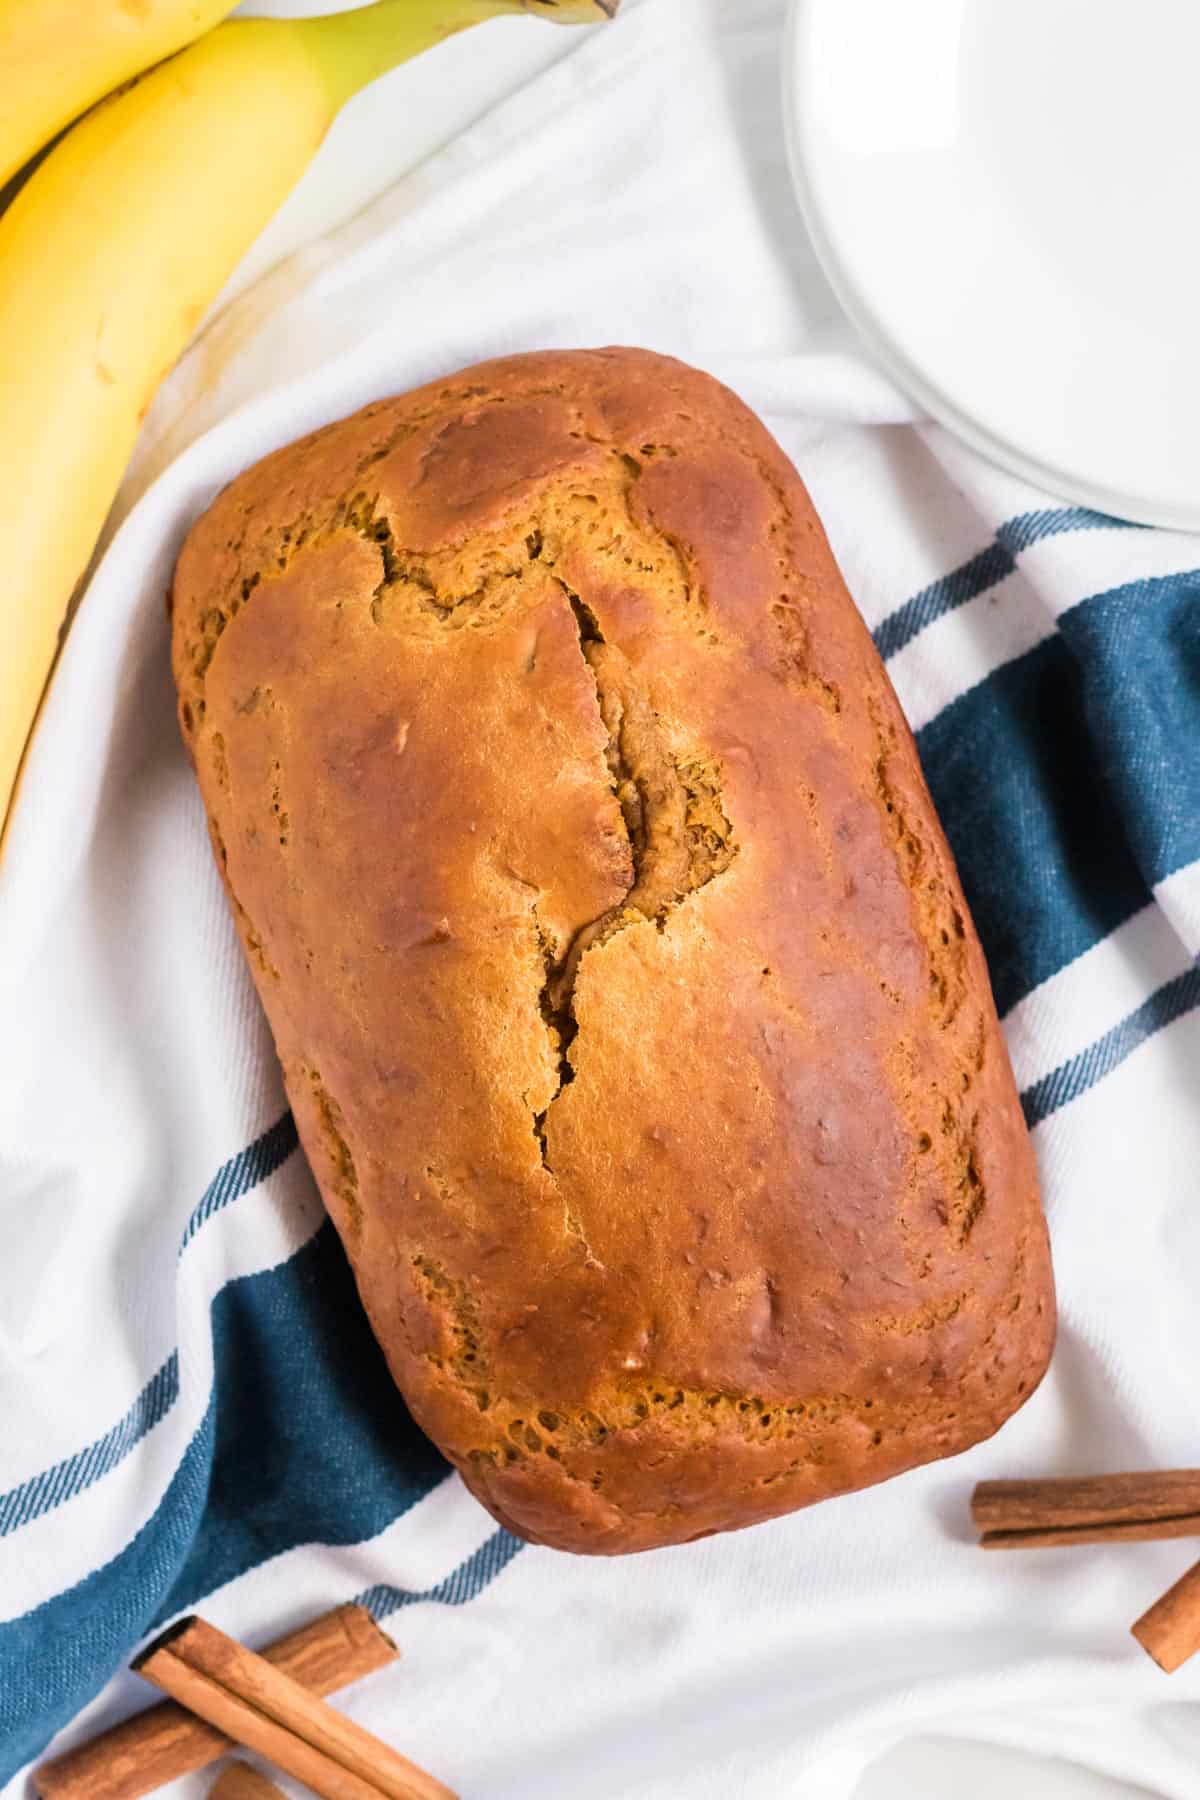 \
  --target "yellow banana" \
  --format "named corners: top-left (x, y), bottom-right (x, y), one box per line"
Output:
top-left (0, 0), bottom-right (238, 191)
top-left (0, 0), bottom-right (617, 835)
